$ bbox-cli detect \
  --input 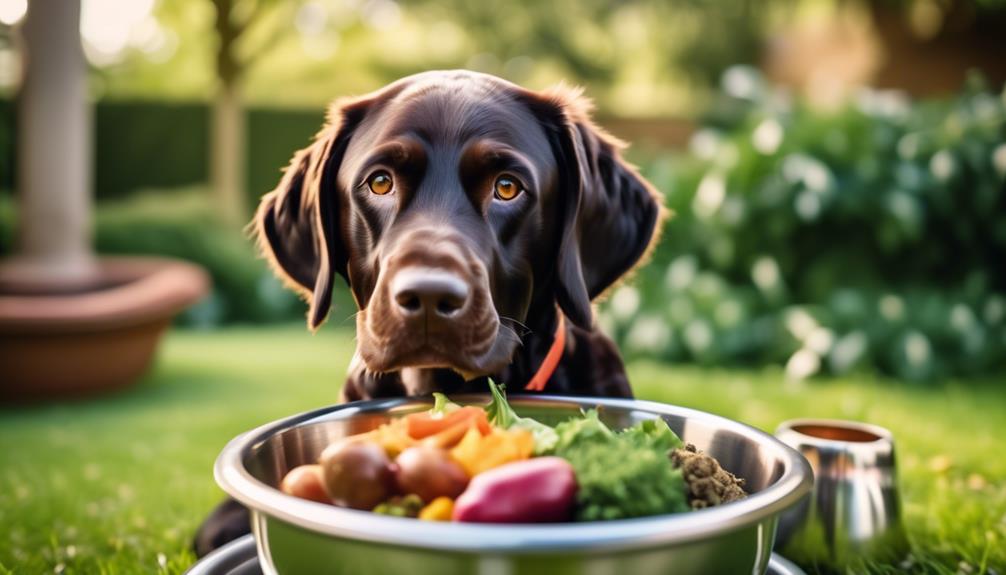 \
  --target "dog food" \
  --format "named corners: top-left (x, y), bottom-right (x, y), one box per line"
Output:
top-left (279, 382), bottom-right (746, 522)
